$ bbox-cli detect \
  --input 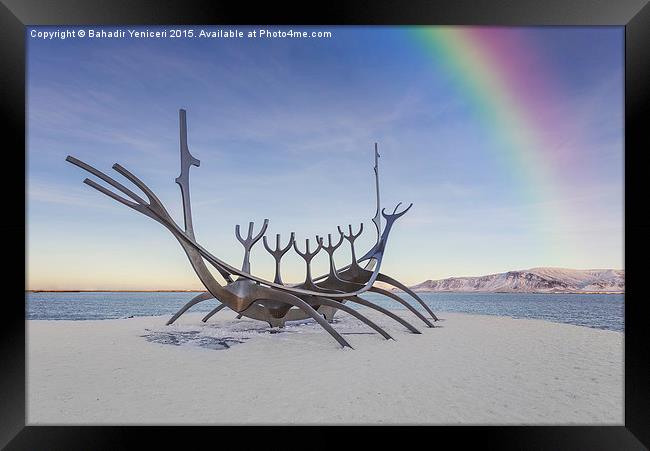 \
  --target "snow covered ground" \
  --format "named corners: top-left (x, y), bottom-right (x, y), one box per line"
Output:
top-left (27, 309), bottom-right (623, 424)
